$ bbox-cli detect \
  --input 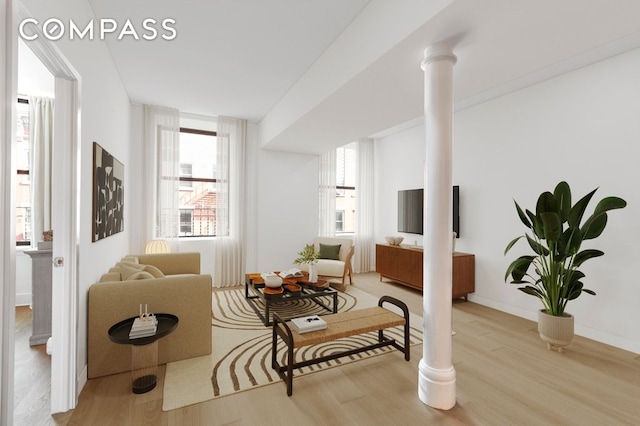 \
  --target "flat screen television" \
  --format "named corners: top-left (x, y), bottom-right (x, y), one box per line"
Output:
top-left (397, 186), bottom-right (460, 236)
